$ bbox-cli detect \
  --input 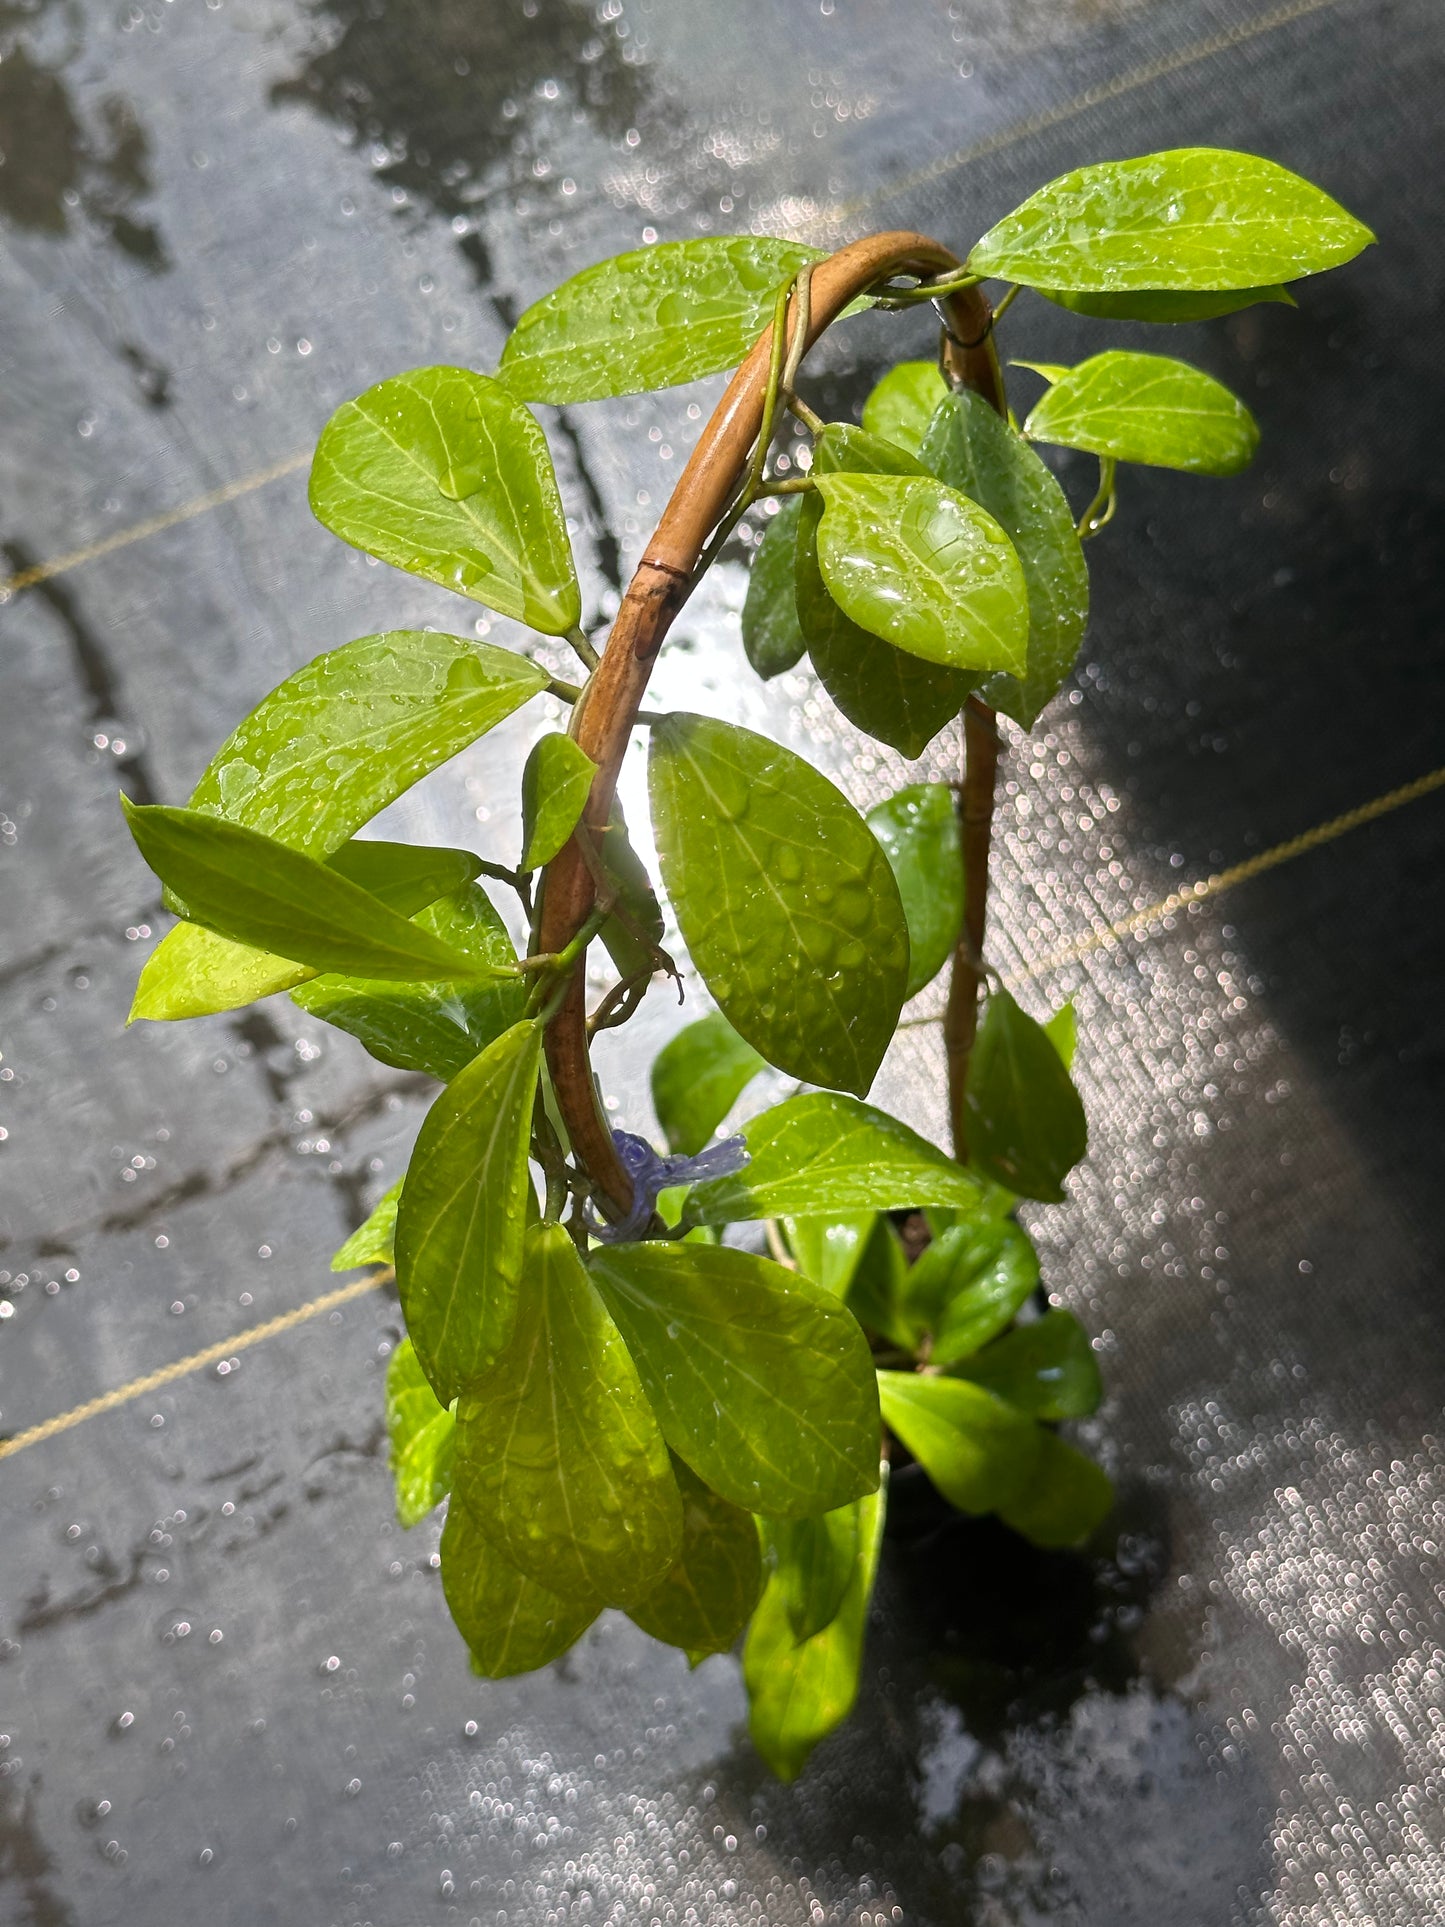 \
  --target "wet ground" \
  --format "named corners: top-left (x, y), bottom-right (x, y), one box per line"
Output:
top-left (2, 0), bottom-right (1444, 1921)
